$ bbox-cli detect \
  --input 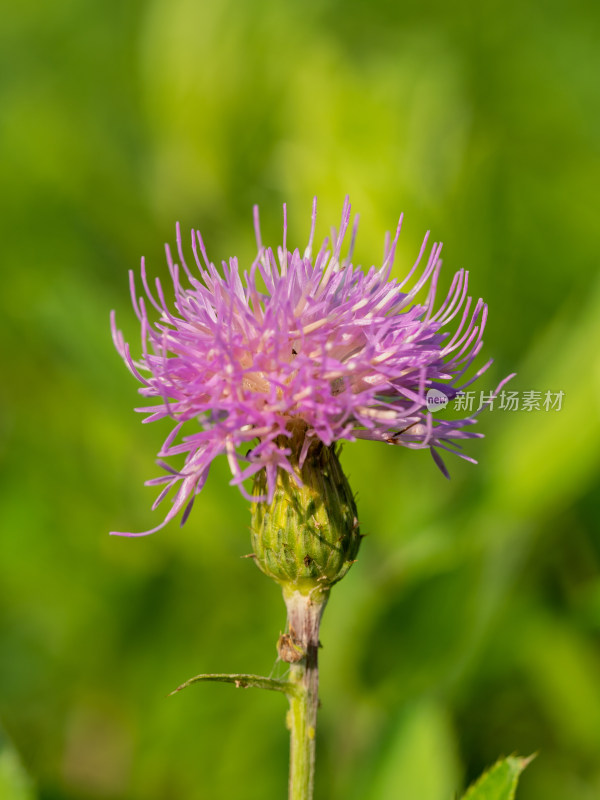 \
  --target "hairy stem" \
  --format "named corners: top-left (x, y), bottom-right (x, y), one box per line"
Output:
top-left (283, 588), bottom-right (329, 800)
